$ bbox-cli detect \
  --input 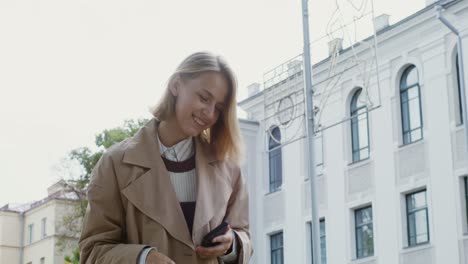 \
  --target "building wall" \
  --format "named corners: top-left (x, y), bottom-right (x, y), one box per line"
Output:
top-left (0, 199), bottom-right (79, 264)
top-left (0, 211), bottom-right (21, 264)
top-left (239, 1), bottom-right (468, 263)
top-left (23, 201), bottom-right (56, 264)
